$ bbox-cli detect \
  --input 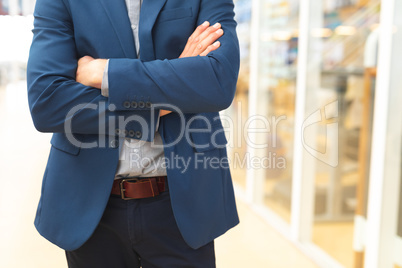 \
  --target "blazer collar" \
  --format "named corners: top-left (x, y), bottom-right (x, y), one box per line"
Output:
top-left (99, 0), bottom-right (167, 61)
top-left (99, 0), bottom-right (137, 59)
top-left (139, 0), bottom-right (167, 61)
